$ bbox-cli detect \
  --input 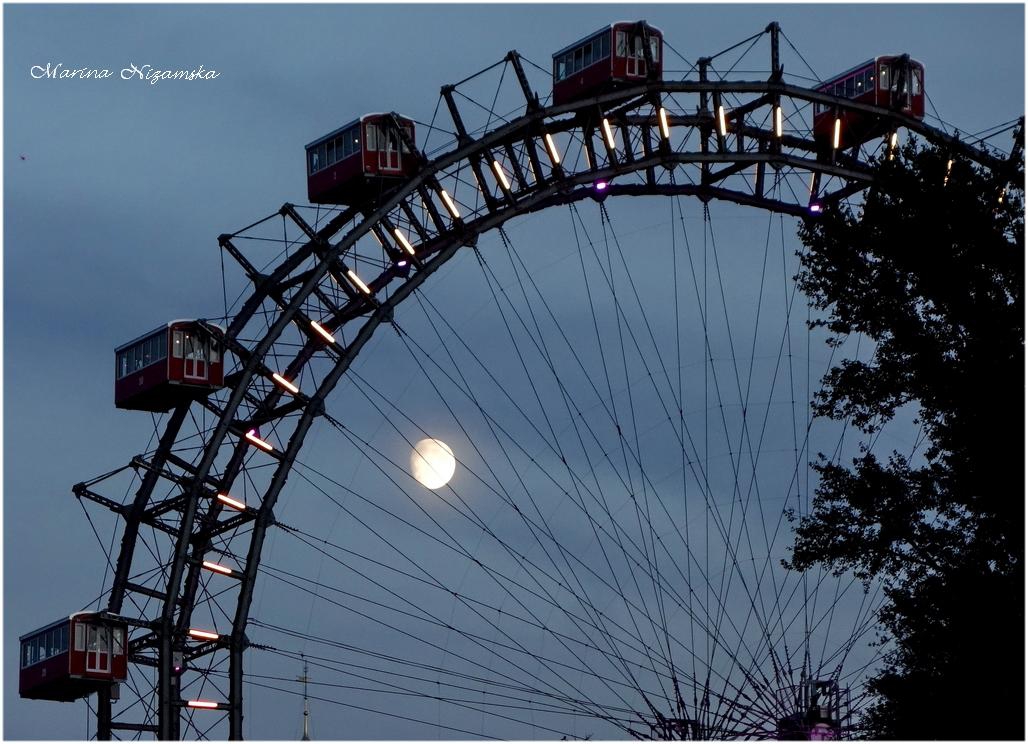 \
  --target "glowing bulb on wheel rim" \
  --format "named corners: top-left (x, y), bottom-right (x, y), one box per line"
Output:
top-left (411, 438), bottom-right (456, 489)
